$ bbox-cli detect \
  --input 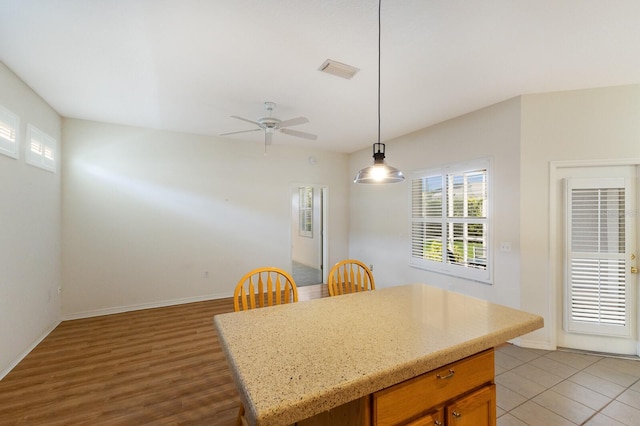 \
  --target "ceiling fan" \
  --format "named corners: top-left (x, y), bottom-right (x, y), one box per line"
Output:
top-left (220, 102), bottom-right (318, 148)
